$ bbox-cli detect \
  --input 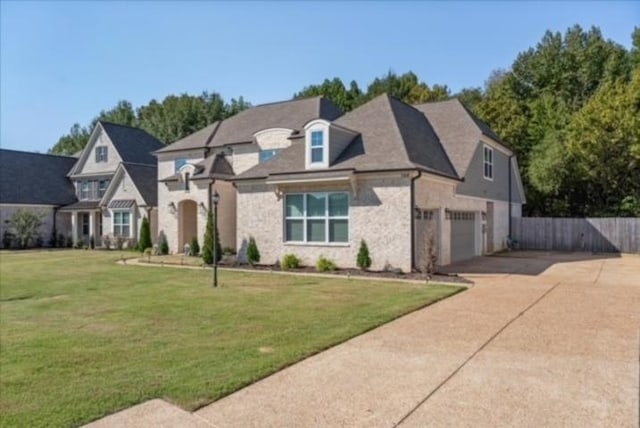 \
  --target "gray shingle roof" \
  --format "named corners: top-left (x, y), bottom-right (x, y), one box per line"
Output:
top-left (413, 99), bottom-right (510, 177)
top-left (0, 149), bottom-right (77, 205)
top-left (234, 94), bottom-right (459, 181)
top-left (99, 121), bottom-right (164, 164)
top-left (156, 97), bottom-right (343, 153)
top-left (191, 154), bottom-right (234, 180)
top-left (59, 200), bottom-right (100, 211)
top-left (121, 162), bottom-right (157, 206)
